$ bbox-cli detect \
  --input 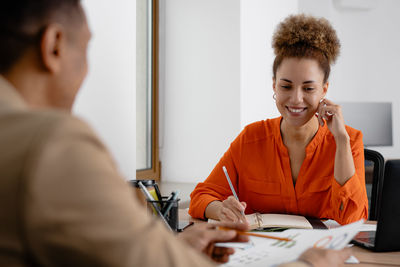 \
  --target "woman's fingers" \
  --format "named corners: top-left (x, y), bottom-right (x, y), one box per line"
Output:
top-left (317, 98), bottom-right (348, 139)
top-left (322, 98), bottom-right (335, 105)
top-left (318, 99), bottom-right (338, 123)
top-left (226, 196), bottom-right (247, 222)
top-left (323, 105), bottom-right (336, 119)
top-left (316, 112), bottom-right (324, 126)
top-left (221, 207), bottom-right (239, 222)
top-left (220, 196), bottom-right (247, 223)
top-left (227, 196), bottom-right (245, 213)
